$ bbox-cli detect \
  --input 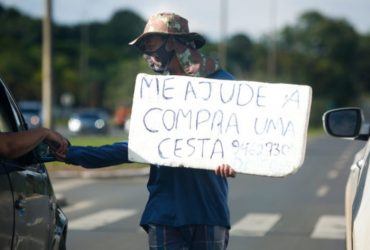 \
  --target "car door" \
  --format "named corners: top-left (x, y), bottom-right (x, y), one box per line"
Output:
top-left (0, 80), bottom-right (55, 250)
top-left (345, 148), bottom-right (365, 250)
top-left (6, 162), bottom-right (54, 250)
top-left (351, 142), bottom-right (370, 250)
top-left (0, 103), bottom-right (15, 249)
